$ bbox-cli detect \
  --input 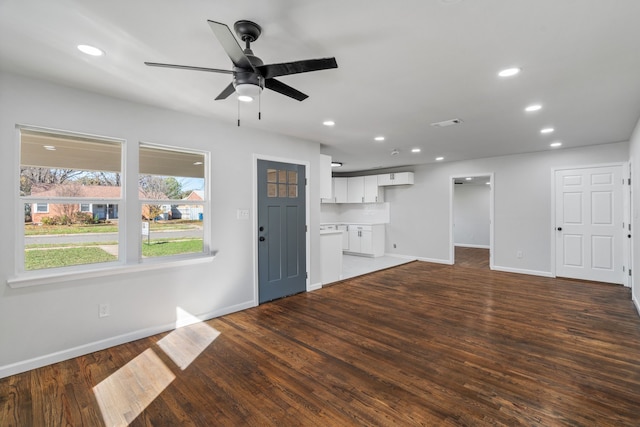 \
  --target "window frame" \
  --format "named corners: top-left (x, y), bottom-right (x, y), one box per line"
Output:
top-left (11, 125), bottom-right (213, 288)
